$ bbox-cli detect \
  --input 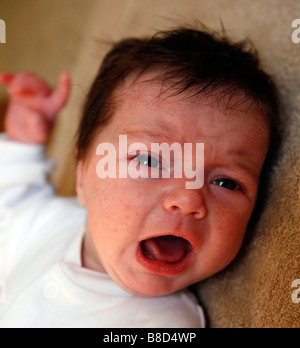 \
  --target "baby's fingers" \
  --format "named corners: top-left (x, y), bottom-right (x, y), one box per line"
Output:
top-left (0, 72), bottom-right (14, 86)
top-left (5, 104), bottom-right (52, 144)
top-left (46, 72), bottom-right (71, 118)
top-left (8, 72), bottom-right (52, 96)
